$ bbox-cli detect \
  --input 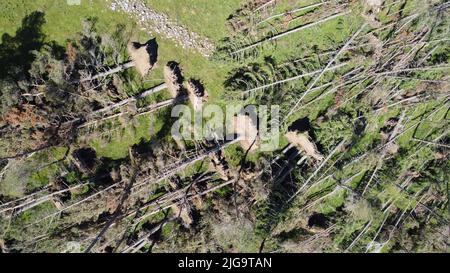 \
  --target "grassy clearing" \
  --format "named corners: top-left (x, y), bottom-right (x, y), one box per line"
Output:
top-left (235, 5), bottom-right (363, 64)
top-left (0, 0), bottom-right (133, 44)
top-left (88, 114), bottom-right (158, 159)
top-left (143, 0), bottom-right (242, 42)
